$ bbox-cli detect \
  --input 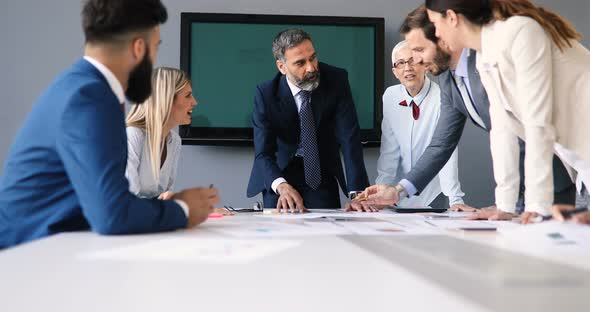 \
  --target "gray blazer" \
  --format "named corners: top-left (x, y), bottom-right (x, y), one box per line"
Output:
top-left (404, 50), bottom-right (575, 204)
